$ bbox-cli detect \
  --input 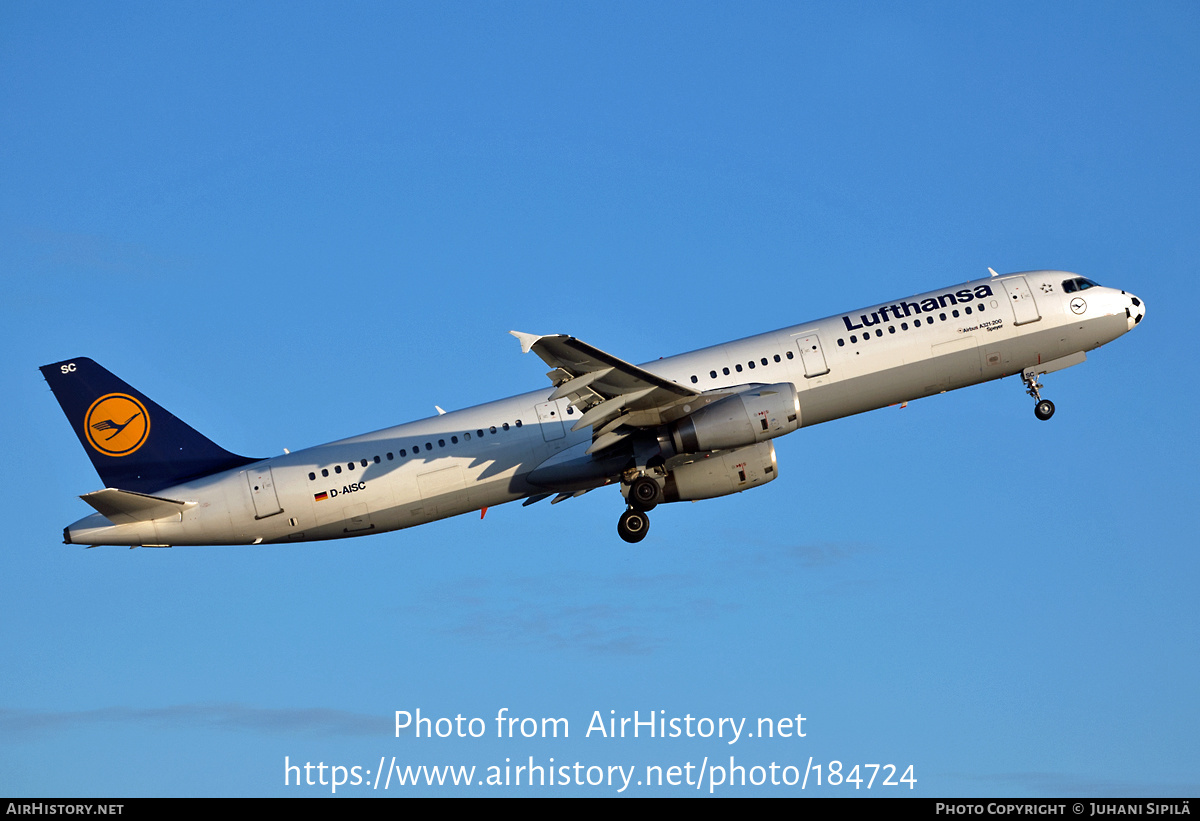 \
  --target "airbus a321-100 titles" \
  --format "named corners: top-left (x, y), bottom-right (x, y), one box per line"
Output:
top-left (42, 269), bottom-right (1144, 547)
